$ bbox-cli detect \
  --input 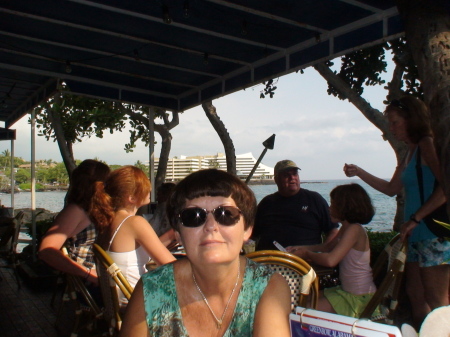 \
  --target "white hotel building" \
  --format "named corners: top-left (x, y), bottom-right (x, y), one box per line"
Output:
top-left (153, 152), bottom-right (274, 181)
